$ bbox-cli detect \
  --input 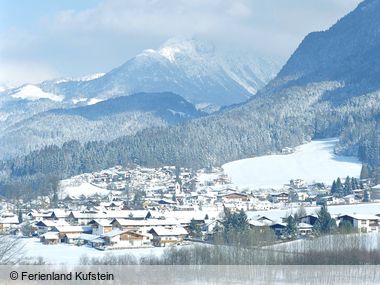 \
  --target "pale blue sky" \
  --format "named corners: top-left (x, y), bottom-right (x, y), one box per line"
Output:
top-left (0, 0), bottom-right (362, 86)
